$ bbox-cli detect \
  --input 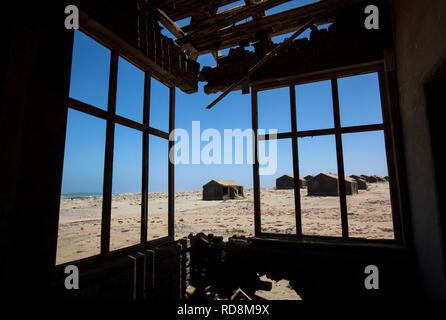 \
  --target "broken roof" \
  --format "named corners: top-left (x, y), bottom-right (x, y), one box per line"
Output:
top-left (156, 0), bottom-right (355, 59)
